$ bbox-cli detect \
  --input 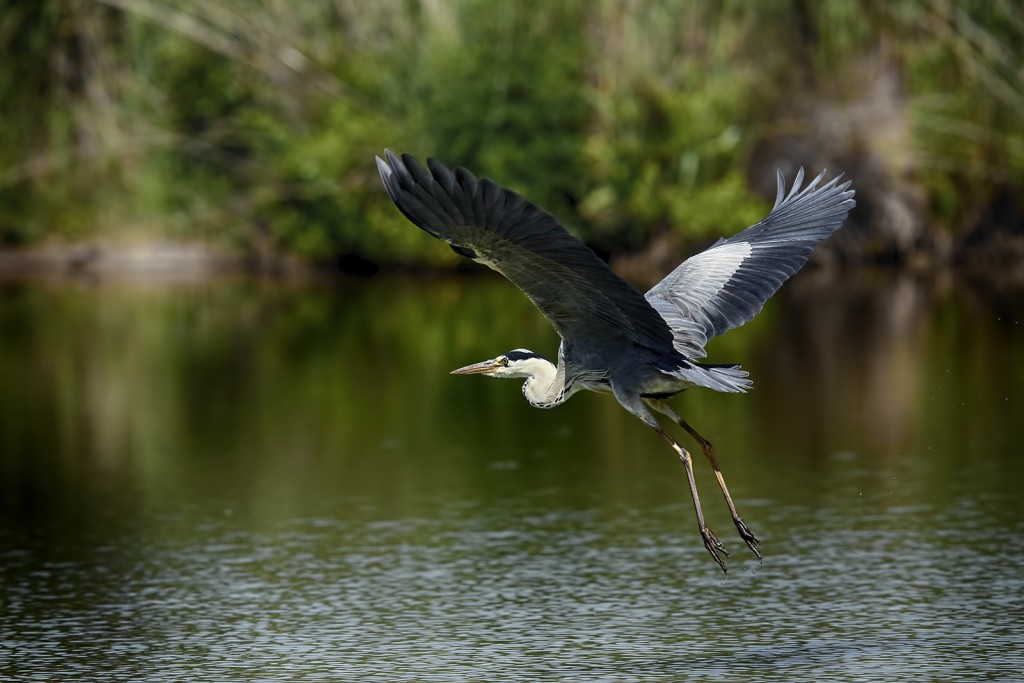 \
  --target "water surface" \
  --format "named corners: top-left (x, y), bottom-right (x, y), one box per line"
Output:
top-left (1, 272), bottom-right (1022, 681)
